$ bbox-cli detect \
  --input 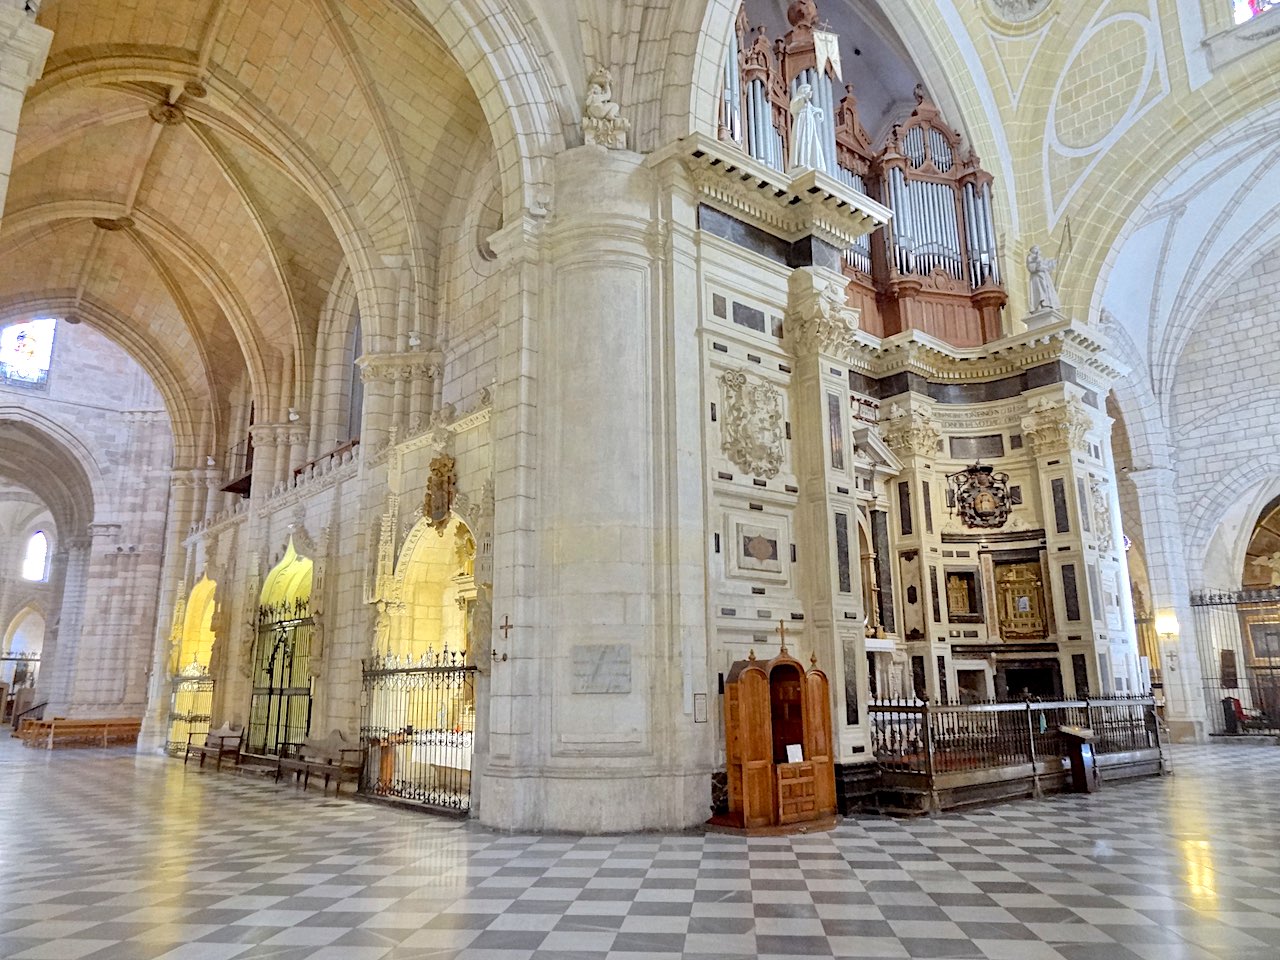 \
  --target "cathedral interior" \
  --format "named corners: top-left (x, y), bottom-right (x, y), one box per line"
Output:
top-left (1, 0), bottom-right (1278, 957)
